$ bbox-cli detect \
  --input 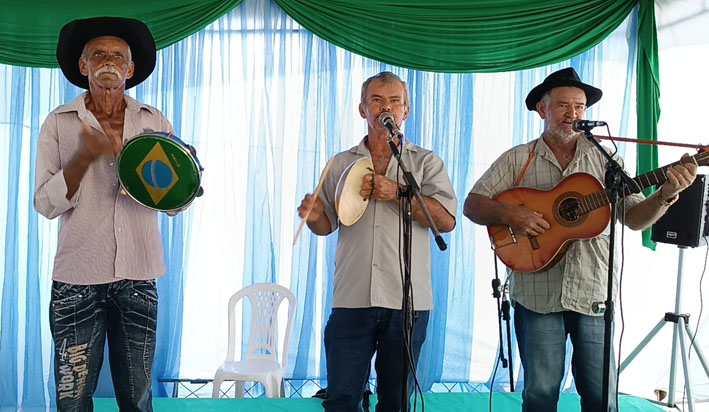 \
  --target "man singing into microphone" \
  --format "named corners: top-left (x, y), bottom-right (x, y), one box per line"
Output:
top-left (298, 71), bottom-right (456, 411)
top-left (463, 67), bottom-right (697, 412)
